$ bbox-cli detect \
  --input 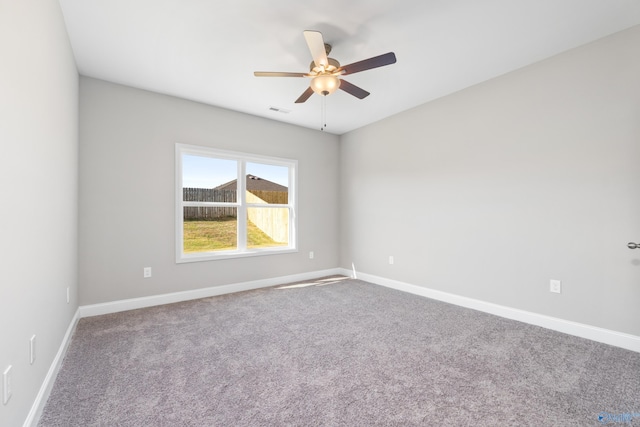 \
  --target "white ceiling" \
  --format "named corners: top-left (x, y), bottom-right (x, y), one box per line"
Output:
top-left (58, 0), bottom-right (640, 135)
